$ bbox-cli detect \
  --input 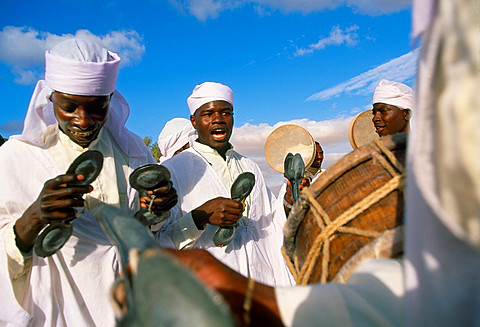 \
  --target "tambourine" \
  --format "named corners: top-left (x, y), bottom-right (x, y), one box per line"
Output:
top-left (348, 110), bottom-right (379, 150)
top-left (264, 124), bottom-right (315, 174)
top-left (34, 150), bottom-right (104, 257)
